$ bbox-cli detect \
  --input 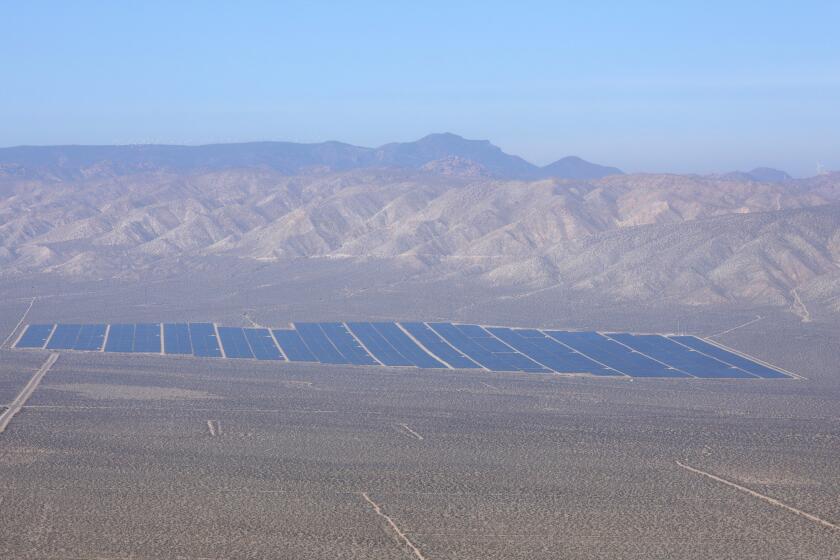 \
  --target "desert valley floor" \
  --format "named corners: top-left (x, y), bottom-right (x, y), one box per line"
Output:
top-left (1, 270), bottom-right (839, 559)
